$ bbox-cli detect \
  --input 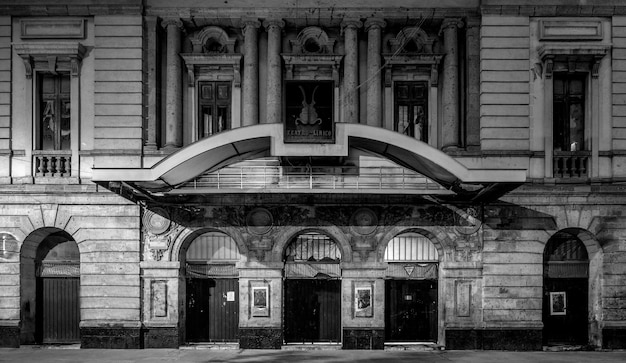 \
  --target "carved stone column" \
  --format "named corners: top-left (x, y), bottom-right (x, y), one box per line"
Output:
top-left (365, 18), bottom-right (386, 127)
top-left (242, 19), bottom-right (261, 126)
top-left (162, 18), bottom-right (183, 149)
top-left (264, 19), bottom-right (285, 124)
top-left (441, 18), bottom-right (463, 151)
top-left (341, 19), bottom-right (362, 124)
top-left (465, 17), bottom-right (481, 151)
